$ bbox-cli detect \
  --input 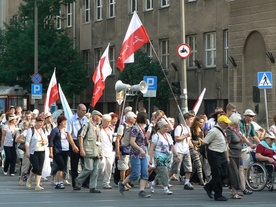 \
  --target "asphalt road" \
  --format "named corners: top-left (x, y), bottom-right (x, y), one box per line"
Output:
top-left (0, 171), bottom-right (275, 207)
